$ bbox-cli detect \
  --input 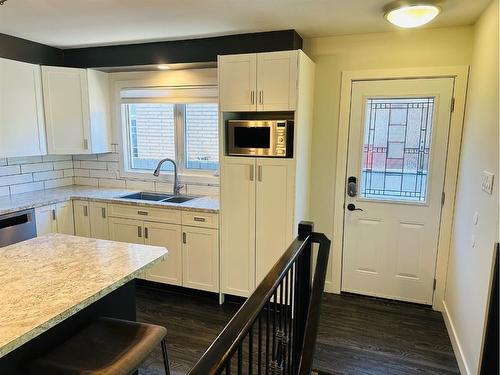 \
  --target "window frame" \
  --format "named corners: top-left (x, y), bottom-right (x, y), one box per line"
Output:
top-left (119, 100), bottom-right (220, 184)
